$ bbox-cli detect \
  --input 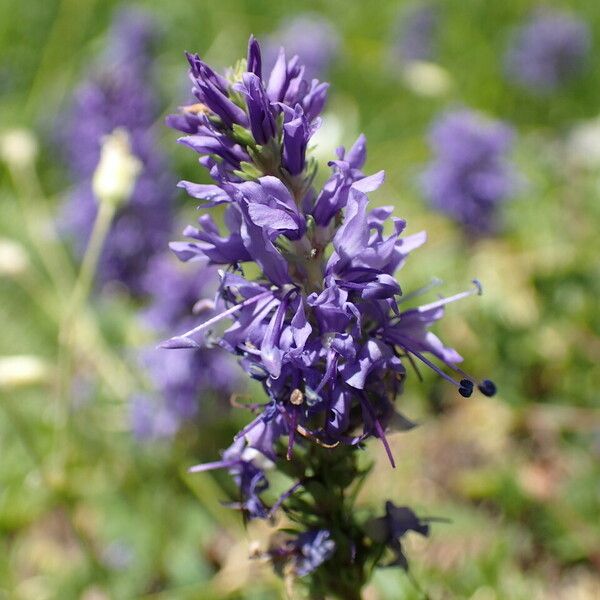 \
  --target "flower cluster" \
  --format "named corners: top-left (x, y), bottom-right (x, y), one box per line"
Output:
top-left (421, 109), bottom-right (516, 237)
top-left (165, 36), bottom-right (495, 583)
top-left (60, 8), bottom-right (173, 295)
top-left (132, 256), bottom-right (241, 440)
top-left (504, 9), bottom-right (591, 95)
